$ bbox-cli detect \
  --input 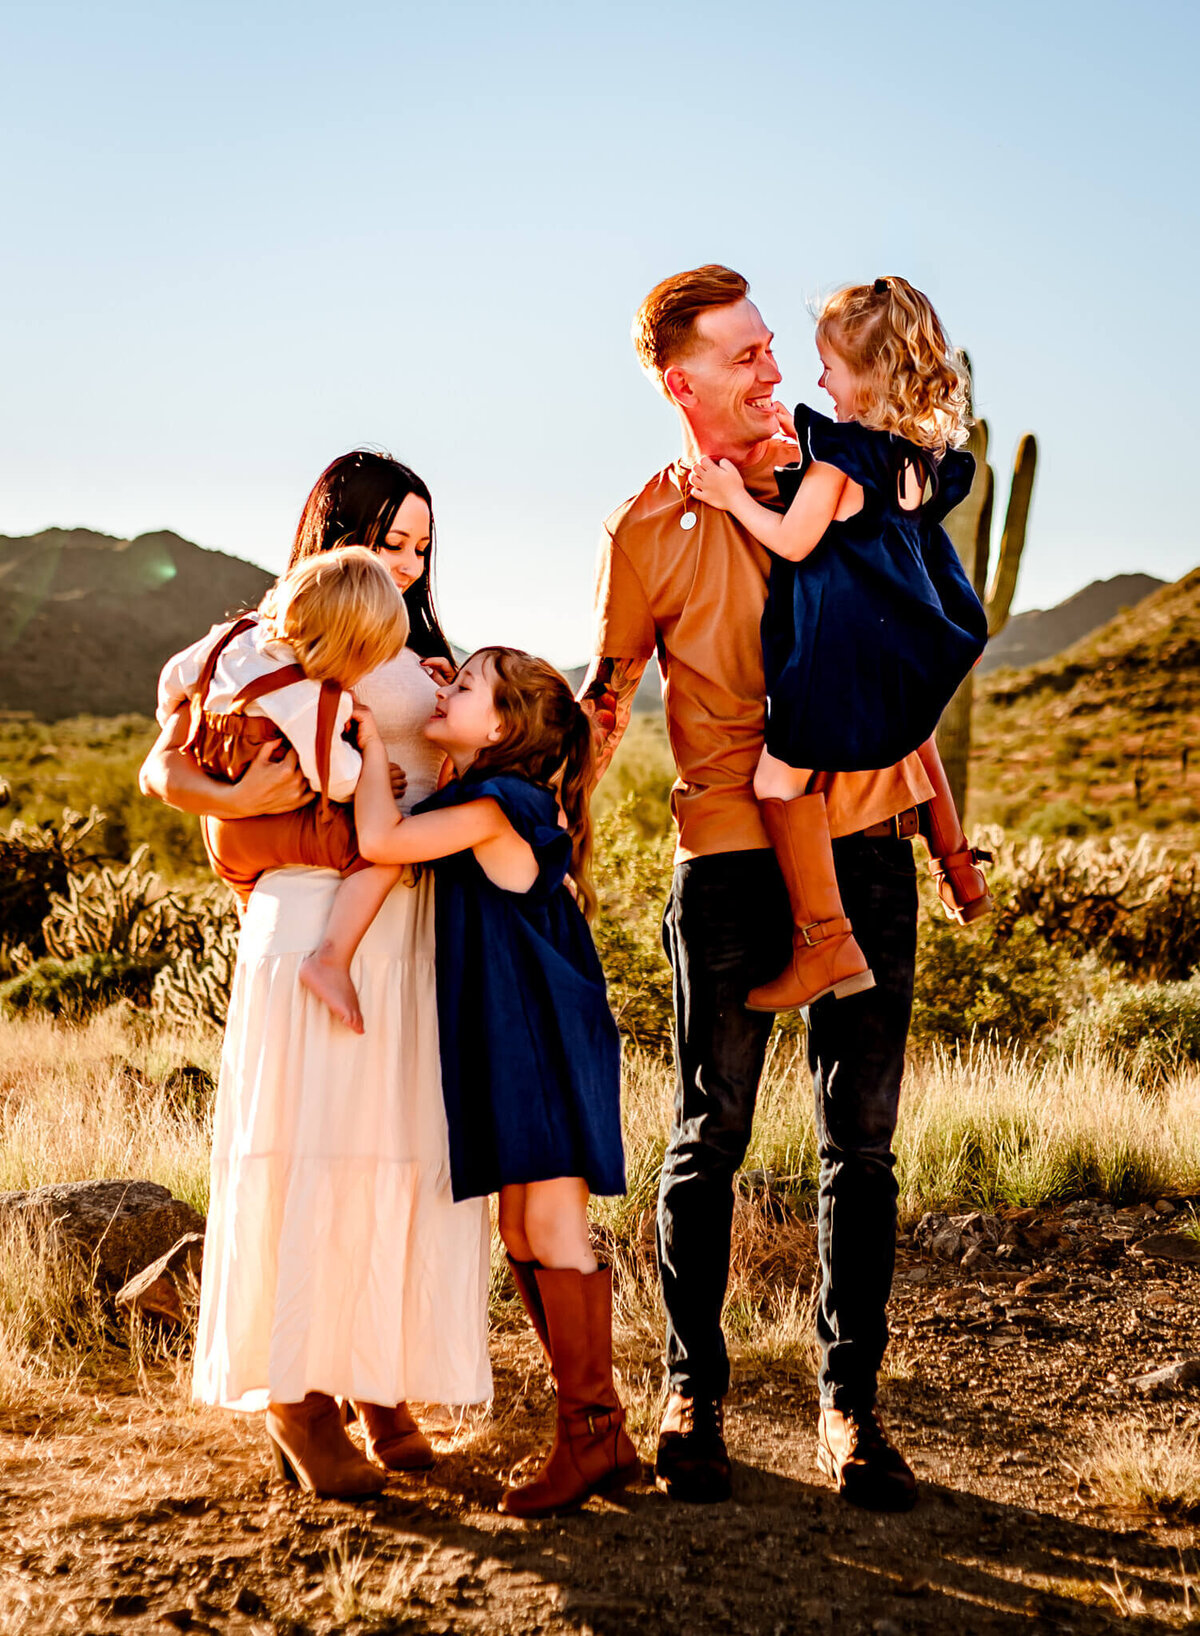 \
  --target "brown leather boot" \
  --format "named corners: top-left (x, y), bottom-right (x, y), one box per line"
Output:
top-left (499, 1266), bottom-right (640, 1518)
top-left (916, 740), bottom-right (992, 924)
top-left (746, 795), bottom-right (875, 1011)
top-left (266, 1393), bottom-right (387, 1497)
top-left (350, 1401), bottom-right (434, 1472)
top-left (507, 1254), bottom-right (551, 1365)
top-left (817, 1406), bottom-right (917, 1512)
